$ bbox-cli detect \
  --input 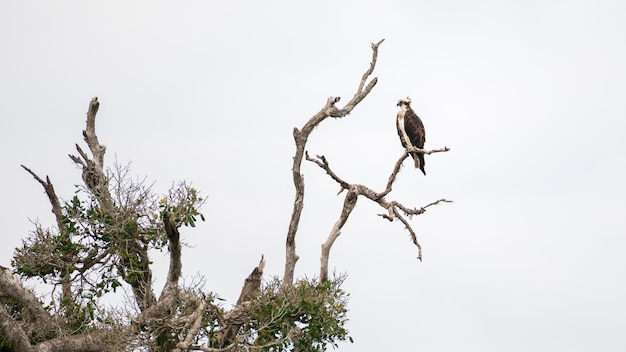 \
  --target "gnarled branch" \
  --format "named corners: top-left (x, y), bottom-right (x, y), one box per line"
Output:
top-left (82, 97), bottom-right (106, 172)
top-left (308, 147), bottom-right (452, 279)
top-left (284, 39), bottom-right (385, 287)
